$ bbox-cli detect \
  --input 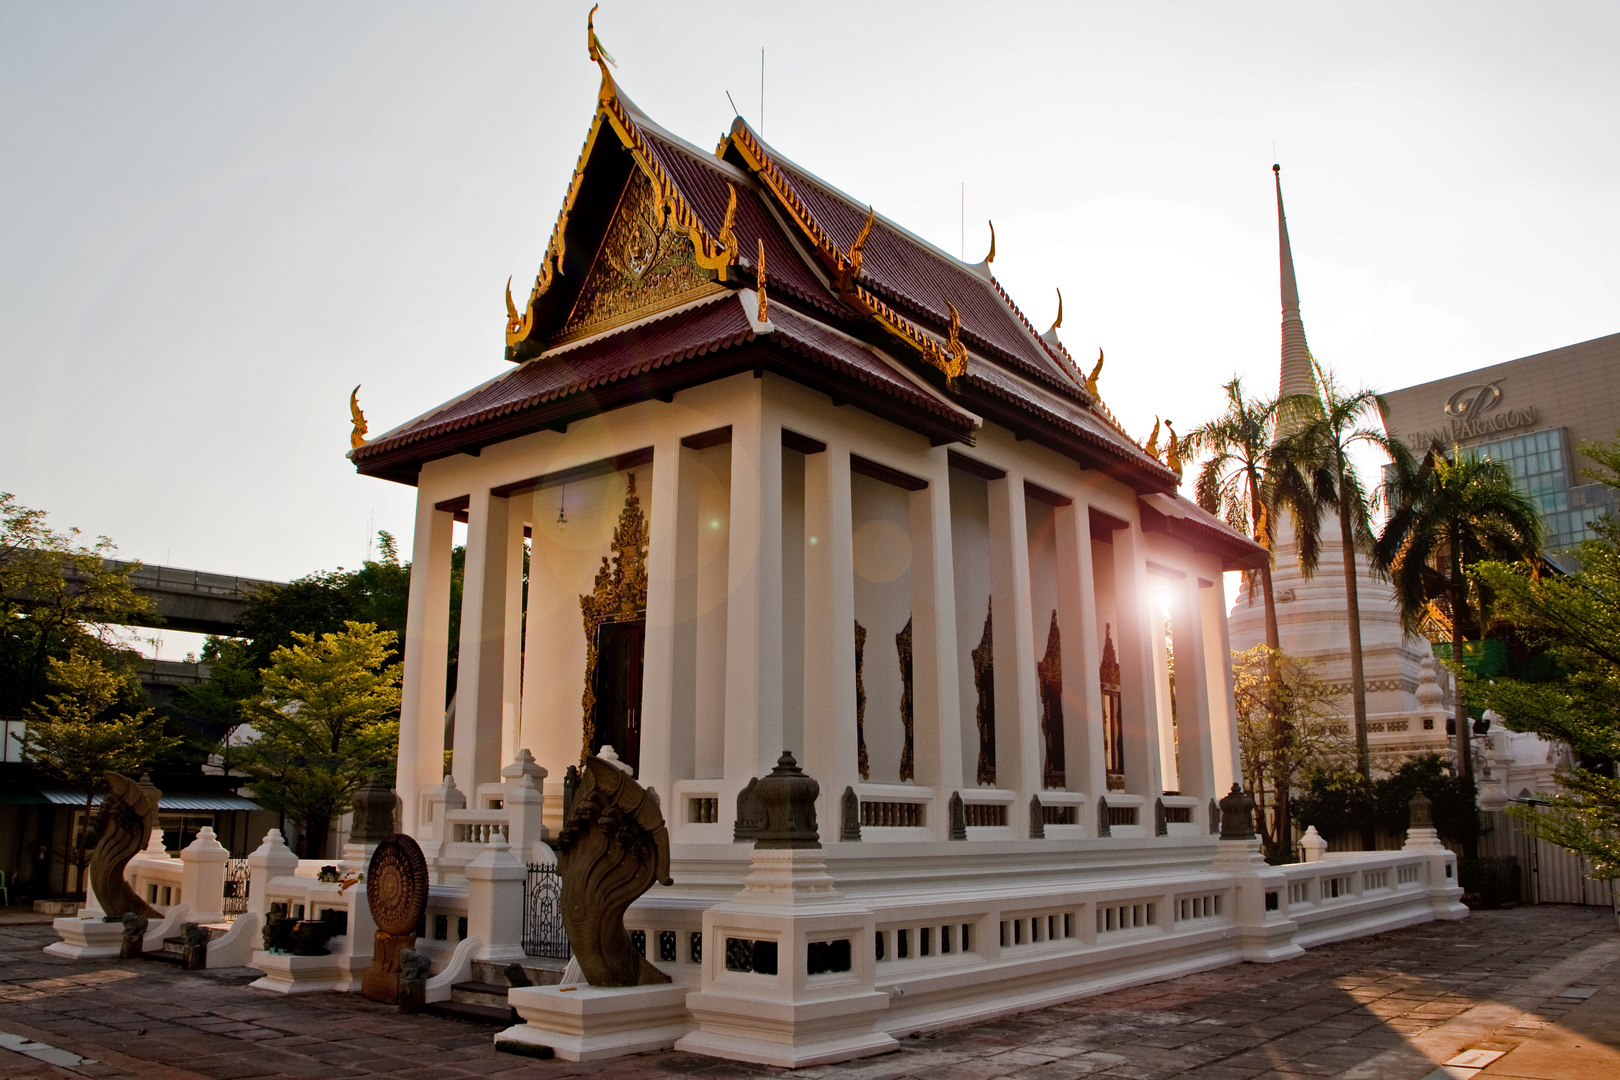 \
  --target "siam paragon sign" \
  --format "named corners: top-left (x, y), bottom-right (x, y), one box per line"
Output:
top-left (1403, 380), bottom-right (1538, 449)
